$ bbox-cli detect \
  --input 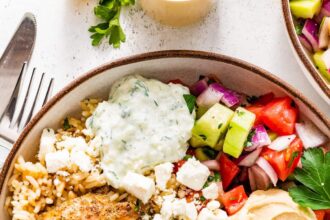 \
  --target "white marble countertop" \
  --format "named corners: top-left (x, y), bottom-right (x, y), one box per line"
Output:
top-left (0, 0), bottom-right (329, 163)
